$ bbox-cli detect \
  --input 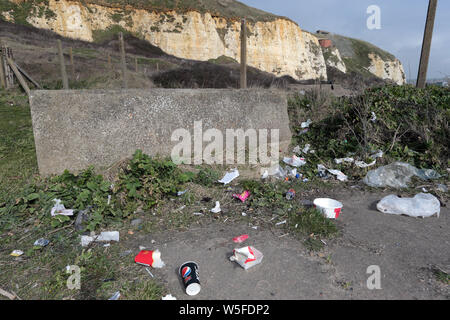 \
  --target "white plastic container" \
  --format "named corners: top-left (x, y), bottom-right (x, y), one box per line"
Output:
top-left (313, 198), bottom-right (343, 219)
